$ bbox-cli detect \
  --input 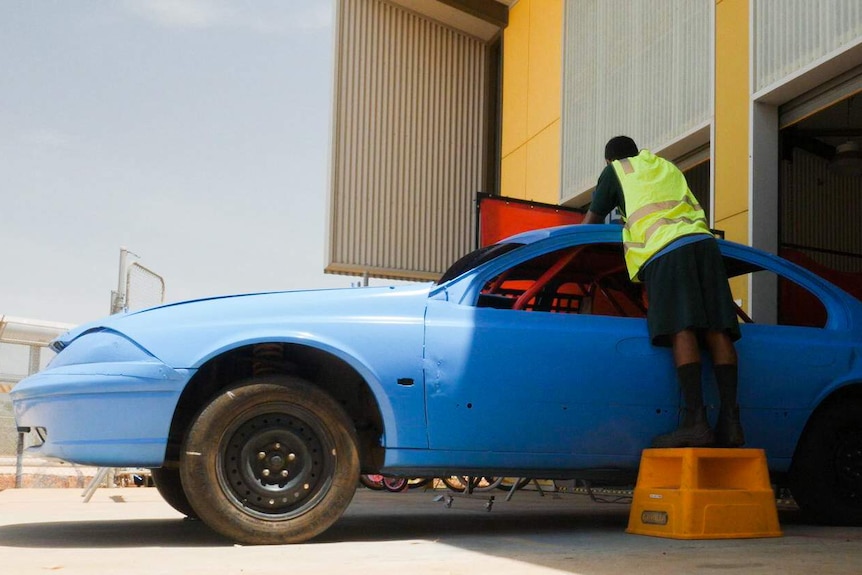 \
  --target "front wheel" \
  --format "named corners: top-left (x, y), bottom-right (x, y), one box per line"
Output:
top-left (151, 467), bottom-right (197, 518)
top-left (180, 376), bottom-right (360, 544)
top-left (790, 400), bottom-right (862, 525)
